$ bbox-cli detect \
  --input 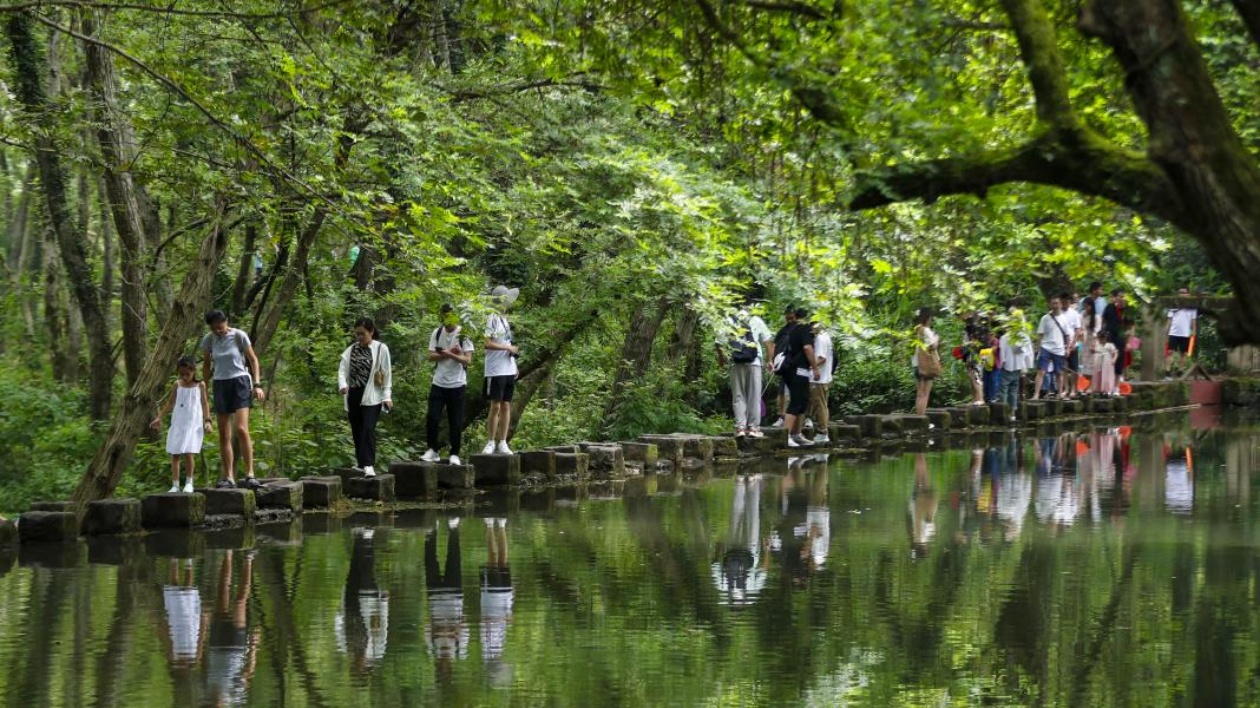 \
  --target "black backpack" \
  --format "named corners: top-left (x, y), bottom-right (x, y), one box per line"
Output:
top-left (729, 320), bottom-right (759, 364)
